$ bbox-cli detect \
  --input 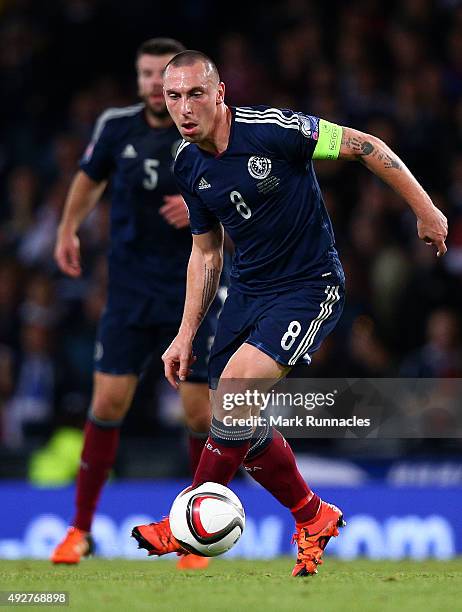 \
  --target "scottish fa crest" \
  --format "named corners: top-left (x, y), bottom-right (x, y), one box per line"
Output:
top-left (248, 156), bottom-right (272, 179)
